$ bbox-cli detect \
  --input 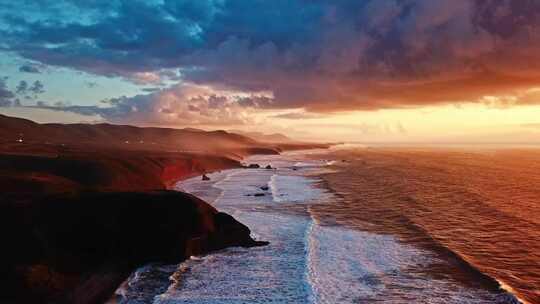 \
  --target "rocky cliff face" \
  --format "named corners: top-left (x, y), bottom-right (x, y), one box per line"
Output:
top-left (0, 191), bottom-right (267, 304)
top-left (0, 150), bottom-right (242, 203)
top-left (0, 114), bottom-right (330, 303)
